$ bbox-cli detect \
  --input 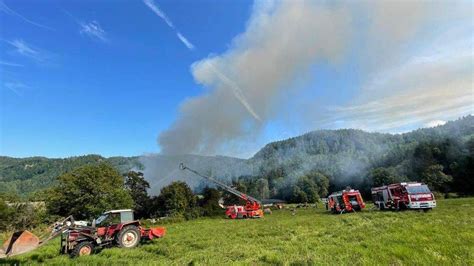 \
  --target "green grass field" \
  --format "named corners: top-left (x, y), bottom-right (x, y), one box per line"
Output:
top-left (2, 198), bottom-right (473, 265)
